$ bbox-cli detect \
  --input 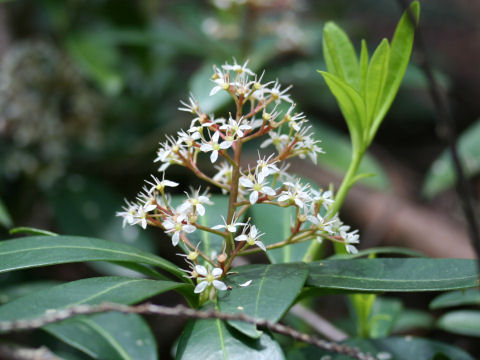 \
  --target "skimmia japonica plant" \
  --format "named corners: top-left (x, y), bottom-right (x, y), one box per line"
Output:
top-left (1, 2), bottom-right (479, 359)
